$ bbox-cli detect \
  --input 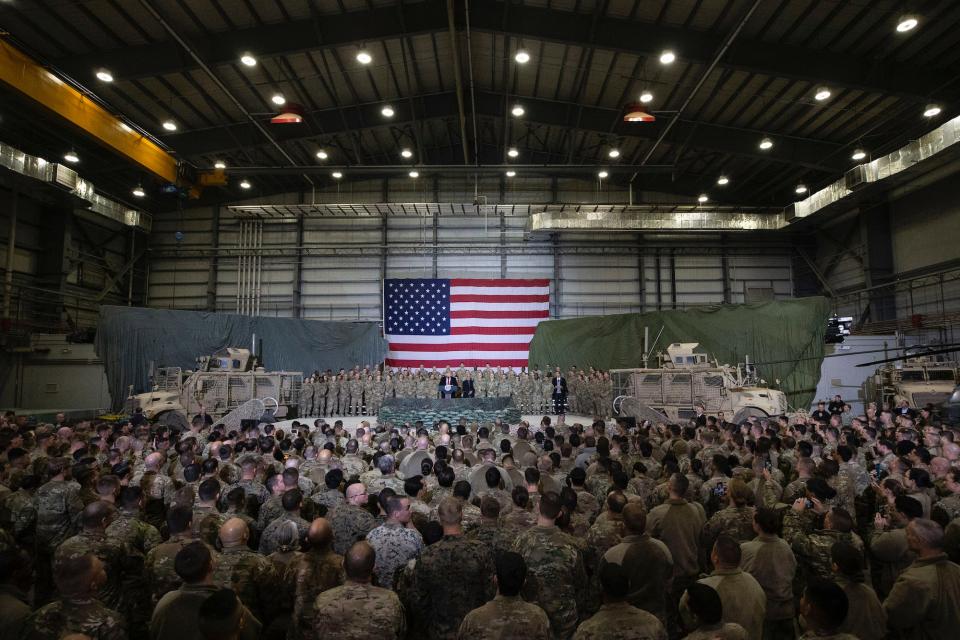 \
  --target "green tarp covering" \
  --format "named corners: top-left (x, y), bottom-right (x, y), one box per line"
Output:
top-left (528, 297), bottom-right (831, 410)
